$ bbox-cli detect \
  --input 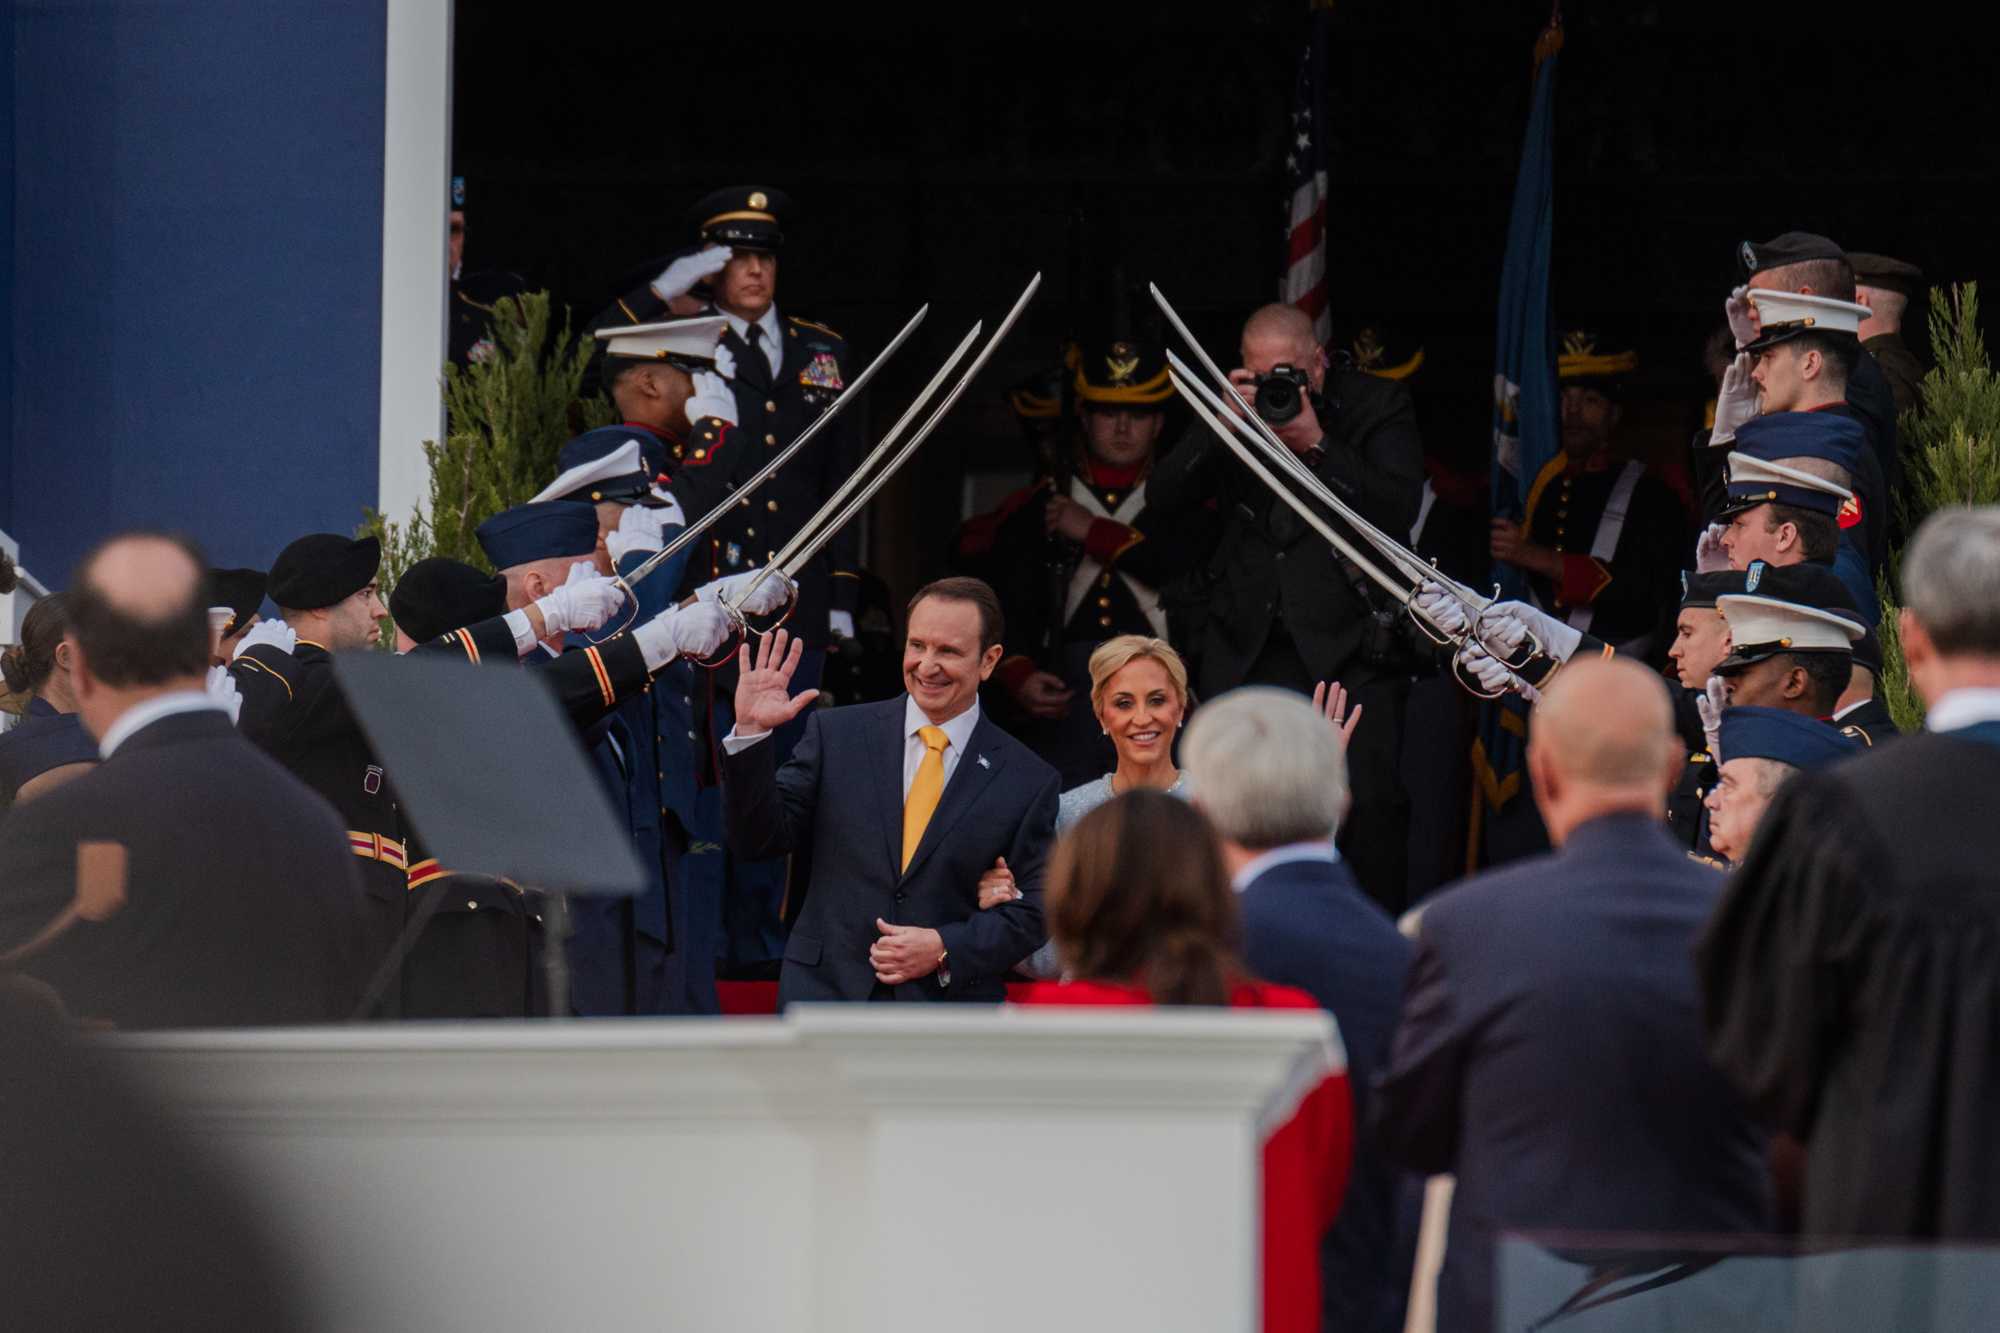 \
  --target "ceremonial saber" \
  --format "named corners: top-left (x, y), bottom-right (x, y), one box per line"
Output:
top-left (1150, 285), bottom-right (1484, 606)
top-left (731, 272), bottom-right (1044, 610)
top-left (1169, 370), bottom-right (1431, 615)
top-left (619, 300), bottom-right (933, 593)
top-left (1174, 371), bottom-right (1520, 699)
